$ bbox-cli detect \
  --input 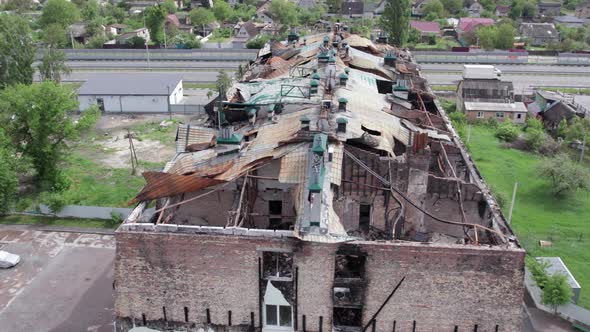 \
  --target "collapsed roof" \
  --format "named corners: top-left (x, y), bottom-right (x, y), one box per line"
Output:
top-left (125, 29), bottom-right (518, 248)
